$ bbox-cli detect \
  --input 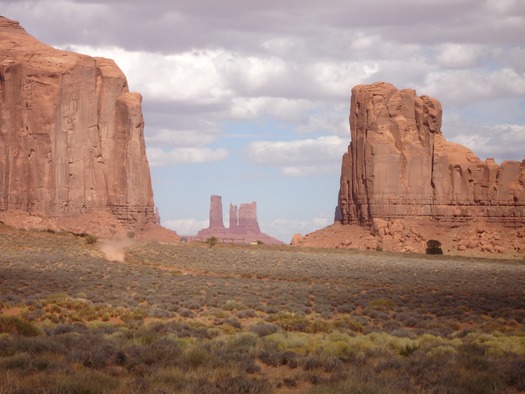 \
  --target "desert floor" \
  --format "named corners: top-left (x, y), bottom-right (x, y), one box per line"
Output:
top-left (1, 228), bottom-right (524, 393)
